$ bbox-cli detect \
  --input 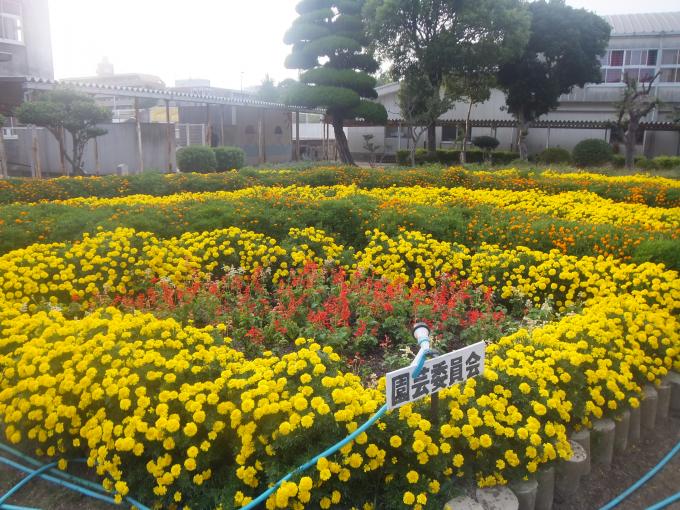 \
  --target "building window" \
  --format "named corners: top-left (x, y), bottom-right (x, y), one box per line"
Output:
top-left (385, 125), bottom-right (409, 138)
top-left (600, 49), bottom-right (669, 84)
top-left (660, 49), bottom-right (680, 83)
top-left (274, 126), bottom-right (283, 135)
top-left (0, 0), bottom-right (22, 44)
top-left (441, 125), bottom-right (458, 142)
